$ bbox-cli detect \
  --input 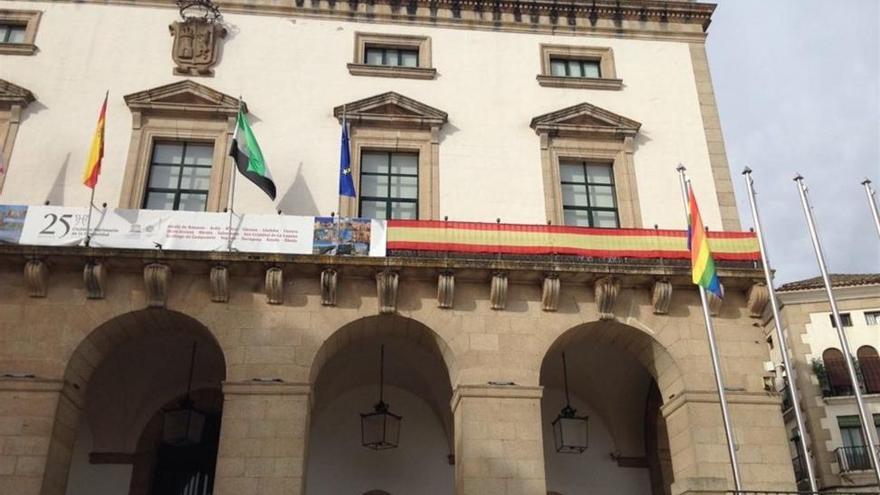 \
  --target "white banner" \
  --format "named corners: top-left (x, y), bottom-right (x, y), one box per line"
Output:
top-left (17, 206), bottom-right (316, 254)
